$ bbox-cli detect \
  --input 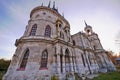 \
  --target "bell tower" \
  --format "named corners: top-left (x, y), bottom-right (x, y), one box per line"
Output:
top-left (84, 21), bottom-right (93, 35)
